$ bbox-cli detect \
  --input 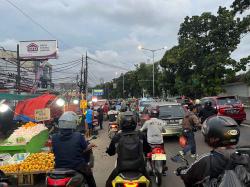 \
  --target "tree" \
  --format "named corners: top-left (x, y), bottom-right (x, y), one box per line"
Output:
top-left (160, 3), bottom-right (250, 97)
